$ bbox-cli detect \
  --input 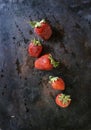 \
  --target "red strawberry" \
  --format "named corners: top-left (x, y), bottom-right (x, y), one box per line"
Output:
top-left (49, 76), bottom-right (65, 90)
top-left (28, 39), bottom-right (43, 58)
top-left (34, 54), bottom-right (59, 70)
top-left (30, 19), bottom-right (52, 40)
top-left (55, 93), bottom-right (71, 108)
